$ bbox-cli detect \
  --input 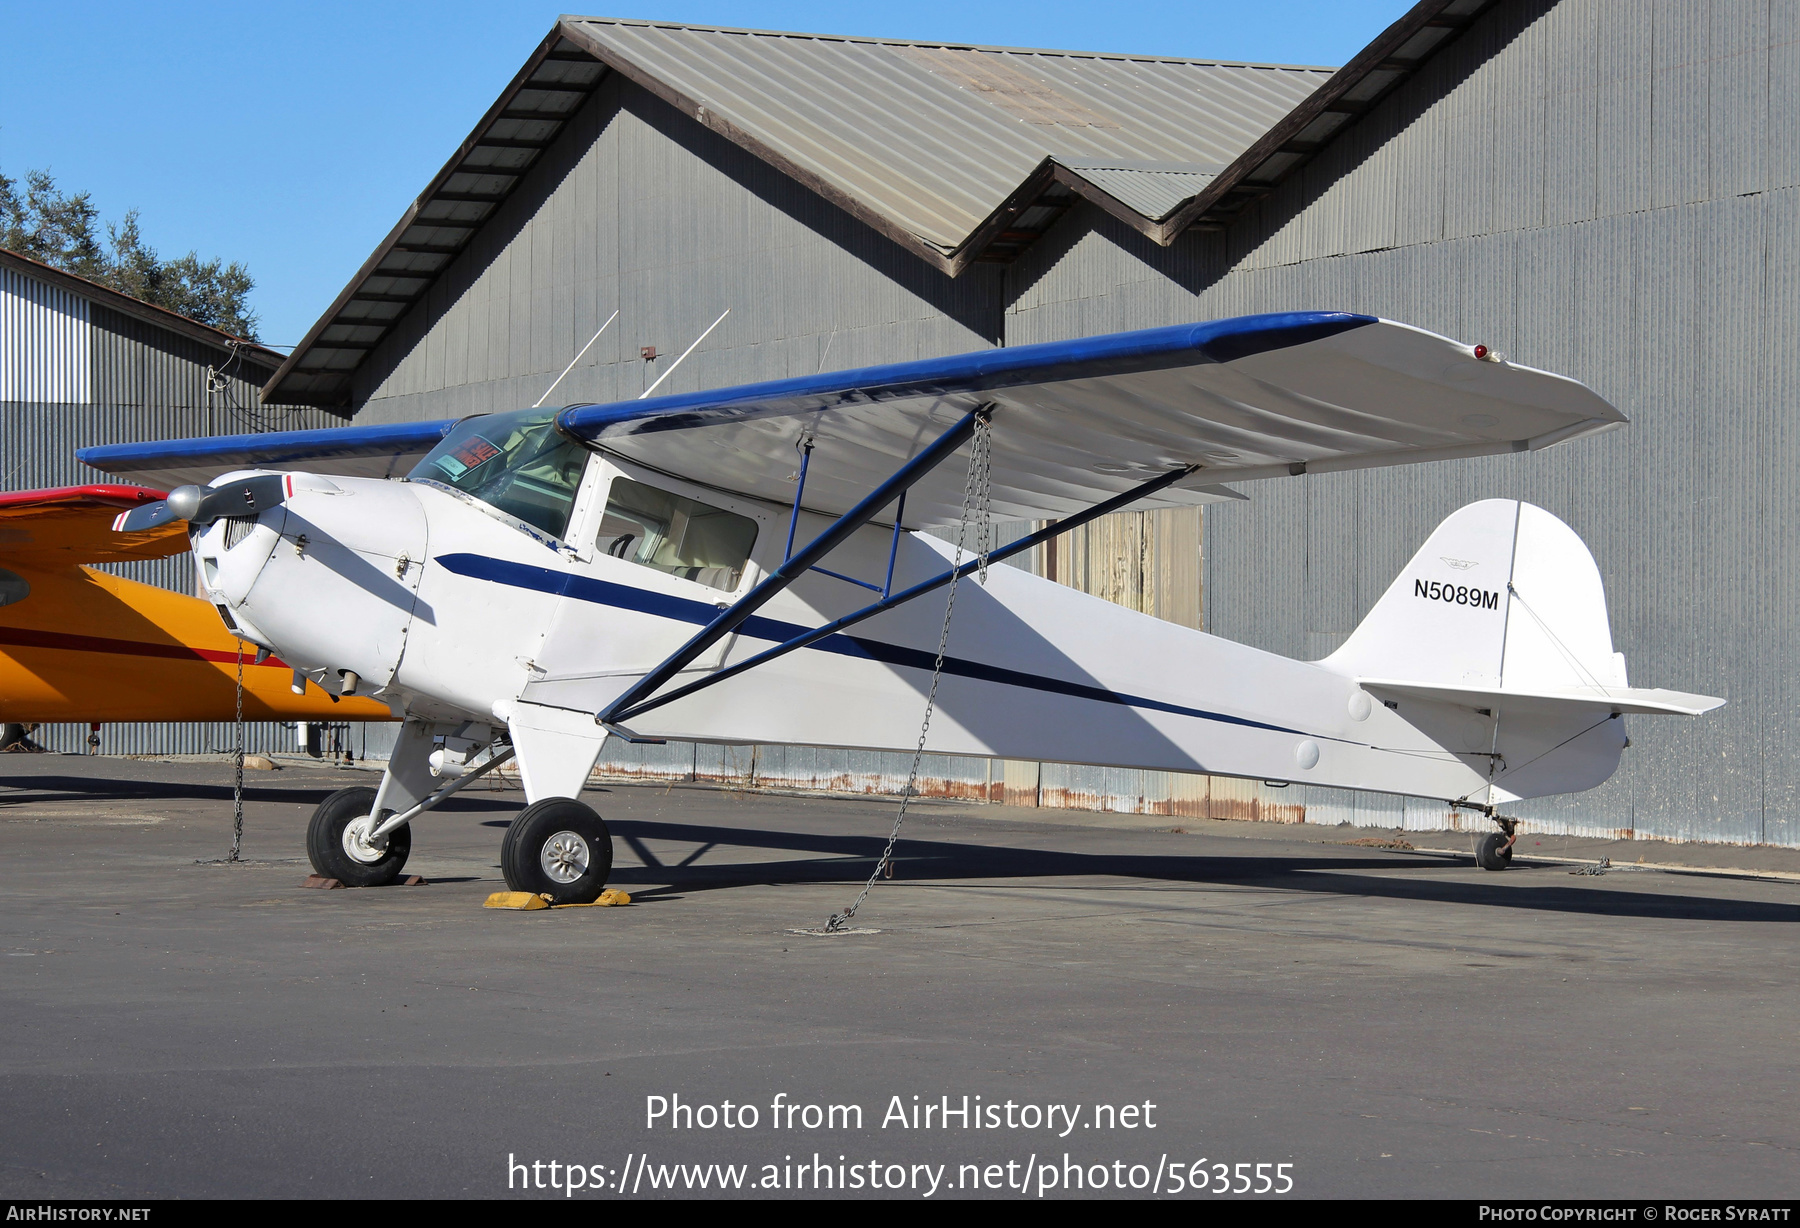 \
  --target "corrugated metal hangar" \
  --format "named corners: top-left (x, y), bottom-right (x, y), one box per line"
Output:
top-left (16, 0), bottom-right (1779, 846)
top-left (0, 247), bottom-right (342, 754)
